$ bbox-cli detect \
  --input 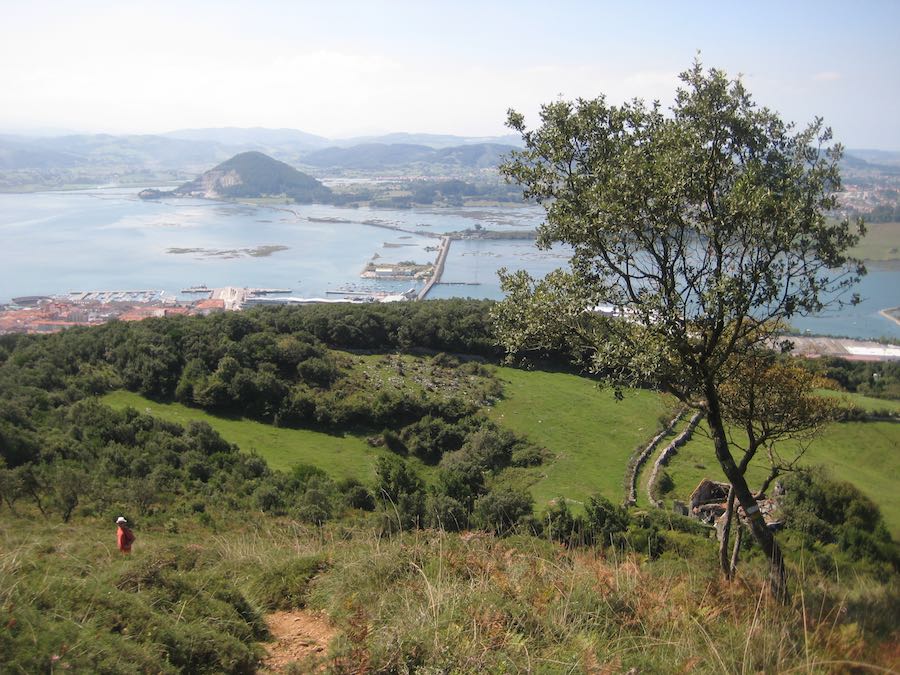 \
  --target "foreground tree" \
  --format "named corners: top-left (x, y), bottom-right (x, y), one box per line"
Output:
top-left (494, 62), bottom-right (864, 599)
